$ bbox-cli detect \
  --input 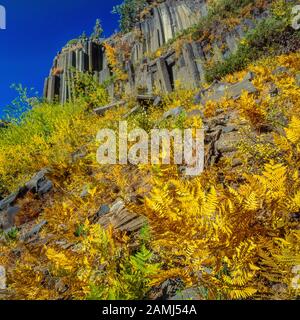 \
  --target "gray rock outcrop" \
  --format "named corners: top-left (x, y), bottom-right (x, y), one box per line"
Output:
top-left (44, 0), bottom-right (268, 103)
top-left (94, 198), bottom-right (147, 232)
top-left (0, 169), bottom-right (53, 231)
top-left (197, 74), bottom-right (258, 105)
top-left (0, 266), bottom-right (6, 290)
